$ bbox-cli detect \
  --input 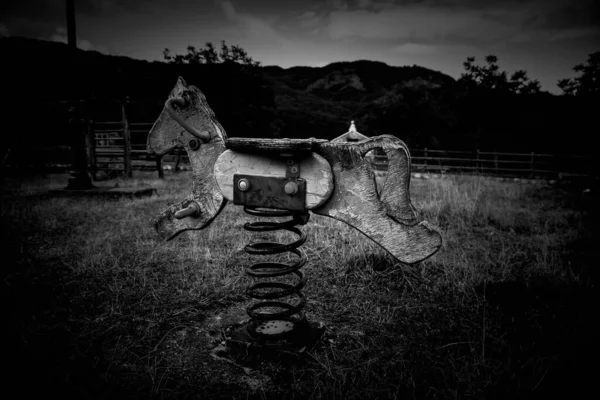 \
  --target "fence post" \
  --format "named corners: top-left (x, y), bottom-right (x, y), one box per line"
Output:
top-left (121, 100), bottom-right (132, 179)
top-left (476, 149), bottom-right (480, 174)
top-left (86, 119), bottom-right (97, 179)
top-left (174, 152), bottom-right (182, 173)
top-left (424, 147), bottom-right (428, 172)
top-left (530, 152), bottom-right (534, 178)
top-left (65, 101), bottom-right (94, 189)
top-left (156, 155), bottom-right (164, 179)
top-left (494, 152), bottom-right (498, 175)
